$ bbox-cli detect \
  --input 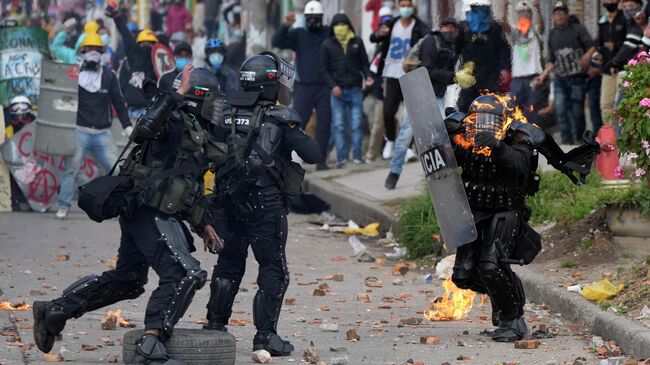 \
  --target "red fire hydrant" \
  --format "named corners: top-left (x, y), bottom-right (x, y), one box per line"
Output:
top-left (595, 124), bottom-right (621, 180)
